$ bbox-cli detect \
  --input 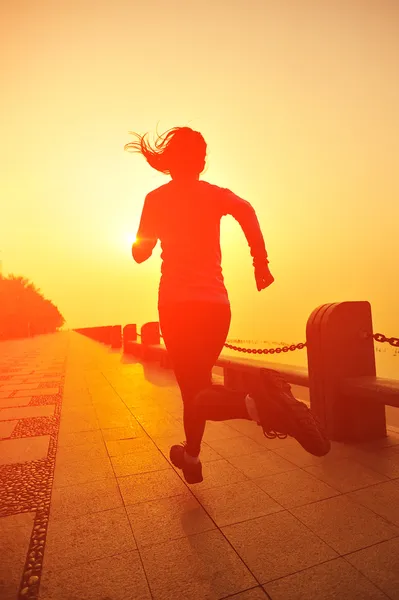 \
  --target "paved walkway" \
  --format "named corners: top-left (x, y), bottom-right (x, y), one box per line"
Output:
top-left (1, 332), bottom-right (399, 600)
